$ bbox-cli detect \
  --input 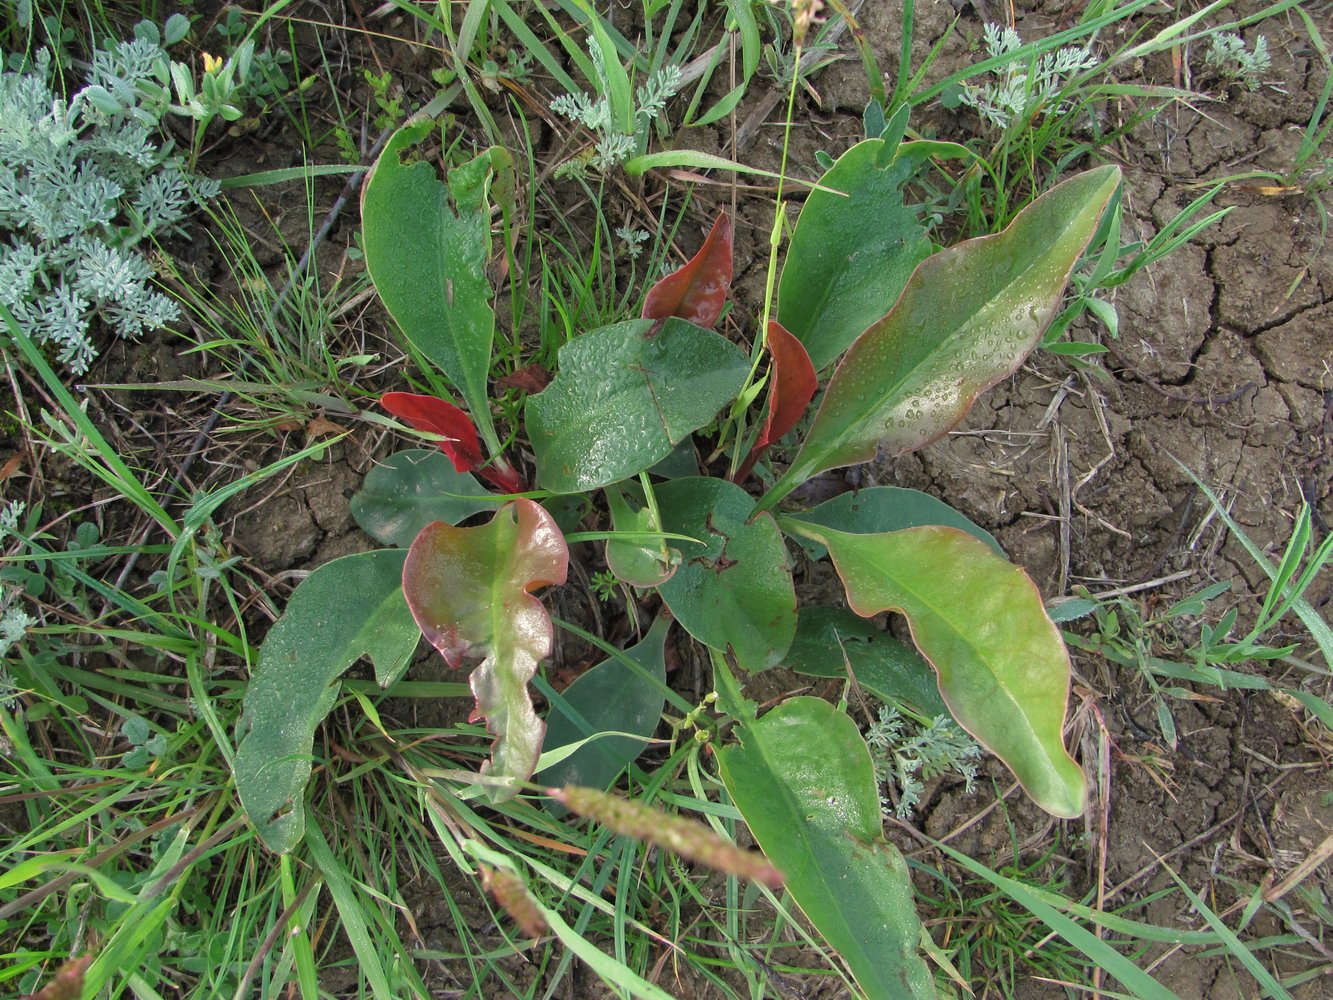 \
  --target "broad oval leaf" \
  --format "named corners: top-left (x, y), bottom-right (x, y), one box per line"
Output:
top-left (362, 123), bottom-right (501, 449)
top-left (655, 477), bottom-right (795, 672)
top-left (784, 521), bottom-right (1086, 818)
top-left (525, 318), bottom-right (749, 493)
top-left (776, 138), bottom-right (934, 371)
top-left (717, 695), bottom-right (935, 999)
top-left (235, 549), bottom-right (419, 853)
top-left (403, 499), bottom-right (569, 800)
top-left (538, 616), bottom-right (670, 794)
top-left (762, 165), bottom-right (1120, 510)
top-left (784, 486), bottom-right (1004, 560)
top-left (350, 449), bottom-right (494, 548)
top-left (641, 212), bottom-right (733, 329)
